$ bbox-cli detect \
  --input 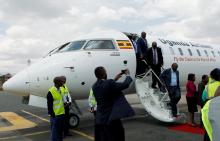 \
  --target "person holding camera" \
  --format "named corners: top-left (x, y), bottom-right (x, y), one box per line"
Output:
top-left (92, 67), bottom-right (135, 141)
